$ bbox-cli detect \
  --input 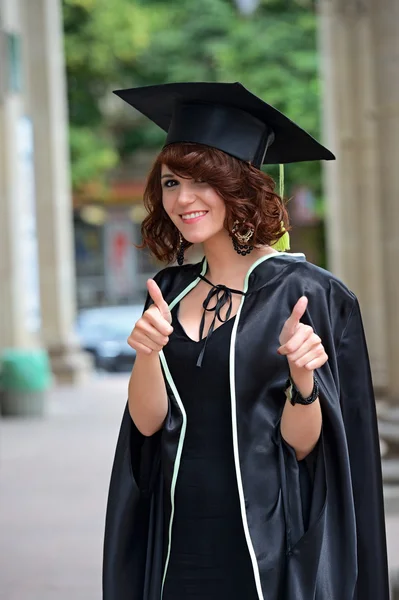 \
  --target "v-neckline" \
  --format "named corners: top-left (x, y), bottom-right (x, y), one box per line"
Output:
top-left (173, 304), bottom-right (236, 344)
